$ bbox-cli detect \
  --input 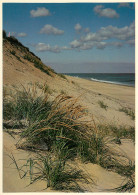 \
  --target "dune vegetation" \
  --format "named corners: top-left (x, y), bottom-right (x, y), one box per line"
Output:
top-left (3, 83), bottom-right (135, 192)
